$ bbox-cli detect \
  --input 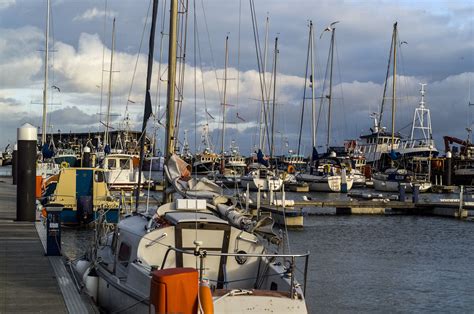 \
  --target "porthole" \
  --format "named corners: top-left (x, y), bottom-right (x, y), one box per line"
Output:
top-left (235, 250), bottom-right (248, 265)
